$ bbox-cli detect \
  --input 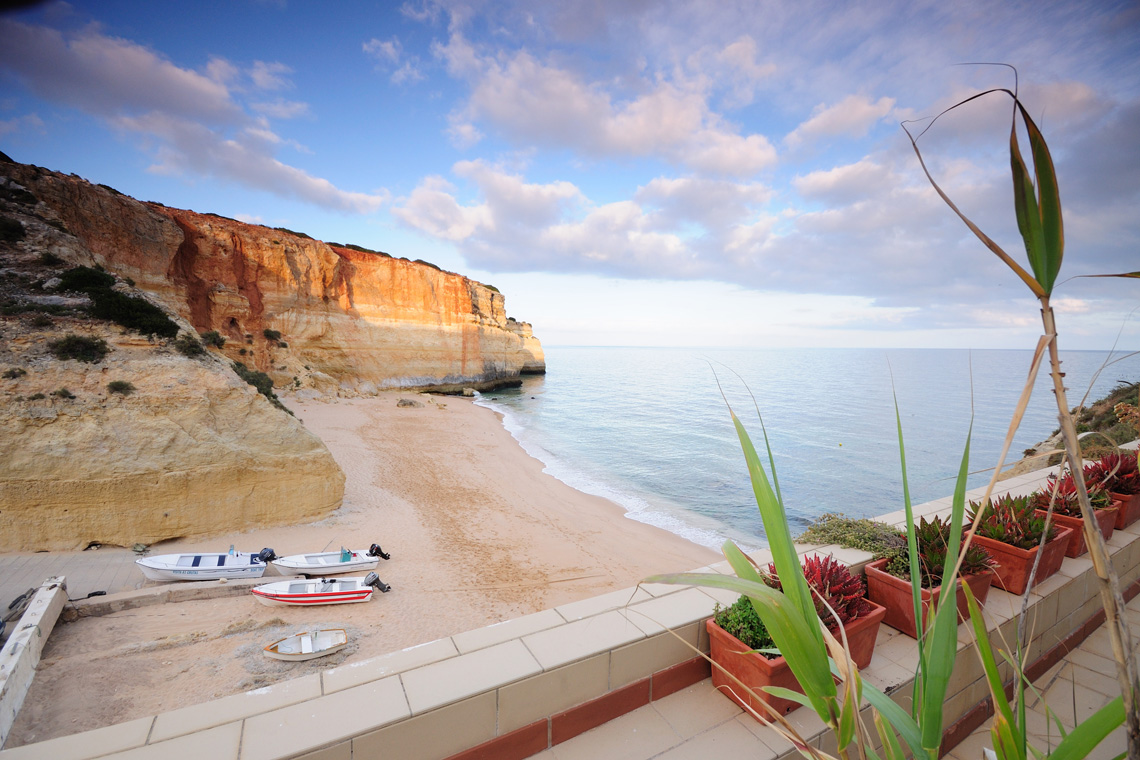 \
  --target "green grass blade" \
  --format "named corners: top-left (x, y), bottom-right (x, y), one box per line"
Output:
top-left (1017, 101), bottom-right (1063, 293)
top-left (963, 582), bottom-right (1018, 732)
top-left (1010, 120), bottom-right (1048, 294)
top-left (859, 679), bottom-right (932, 760)
top-left (731, 412), bottom-right (821, 642)
top-left (1047, 696), bottom-right (1124, 760)
top-left (892, 388), bottom-right (927, 716)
